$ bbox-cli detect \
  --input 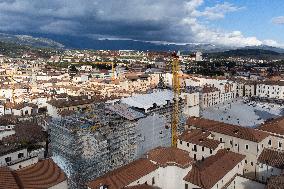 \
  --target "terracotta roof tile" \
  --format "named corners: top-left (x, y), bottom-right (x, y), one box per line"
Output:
top-left (15, 159), bottom-right (66, 189)
top-left (0, 159), bottom-right (65, 189)
top-left (266, 175), bottom-right (284, 189)
top-left (258, 117), bottom-right (284, 136)
top-left (187, 117), bottom-right (269, 143)
top-left (147, 147), bottom-right (193, 168)
top-left (88, 159), bottom-right (158, 189)
top-left (0, 167), bottom-right (19, 189)
top-left (183, 149), bottom-right (245, 189)
top-left (179, 129), bottom-right (221, 150)
top-left (258, 148), bottom-right (284, 169)
top-left (124, 184), bottom-right (160, 189)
